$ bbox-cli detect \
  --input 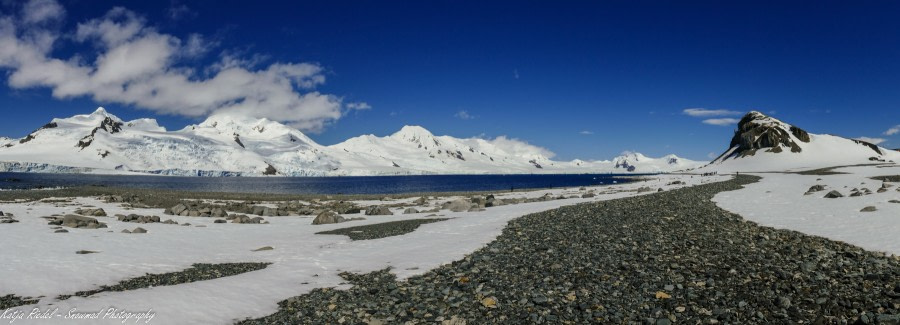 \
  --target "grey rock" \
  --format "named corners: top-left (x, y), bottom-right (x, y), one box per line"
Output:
top-left (365, 205), bottom-right (394, 216)
top-left (823, 190), bottom-right (843, 198)
top-left (403, 208), bottom-right (419, 214)
top-left (805, 184), bottom-right (826, 194)
top-left (57, 215), bottom-right (107, 229)
top-left (312, 211), bottom-right (346, 225)
top-left (131, 227), bottom-right (147, 234)
top-left (170, 203), bottom-right (188, 215)
top-left (860, 206), bottom-right (877, 212)
top-left (444, 199), bottom-right (473, 212)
